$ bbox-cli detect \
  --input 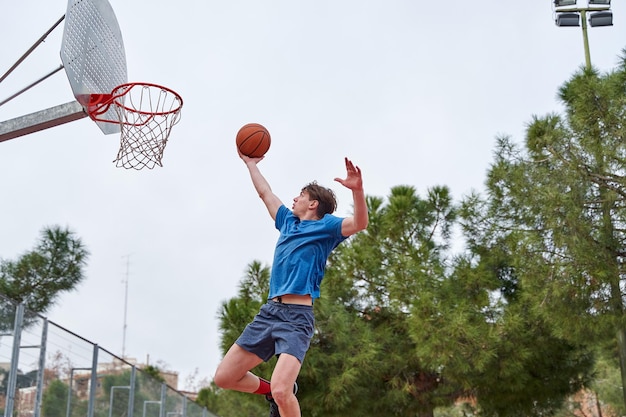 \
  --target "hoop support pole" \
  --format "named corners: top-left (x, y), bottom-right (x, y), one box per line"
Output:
top-left (0, 64), bottom-right (65, 108)
top-left (0, 100), bottom-right (86, 143)
top-left (0, 15), bottom-right (65, 85)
